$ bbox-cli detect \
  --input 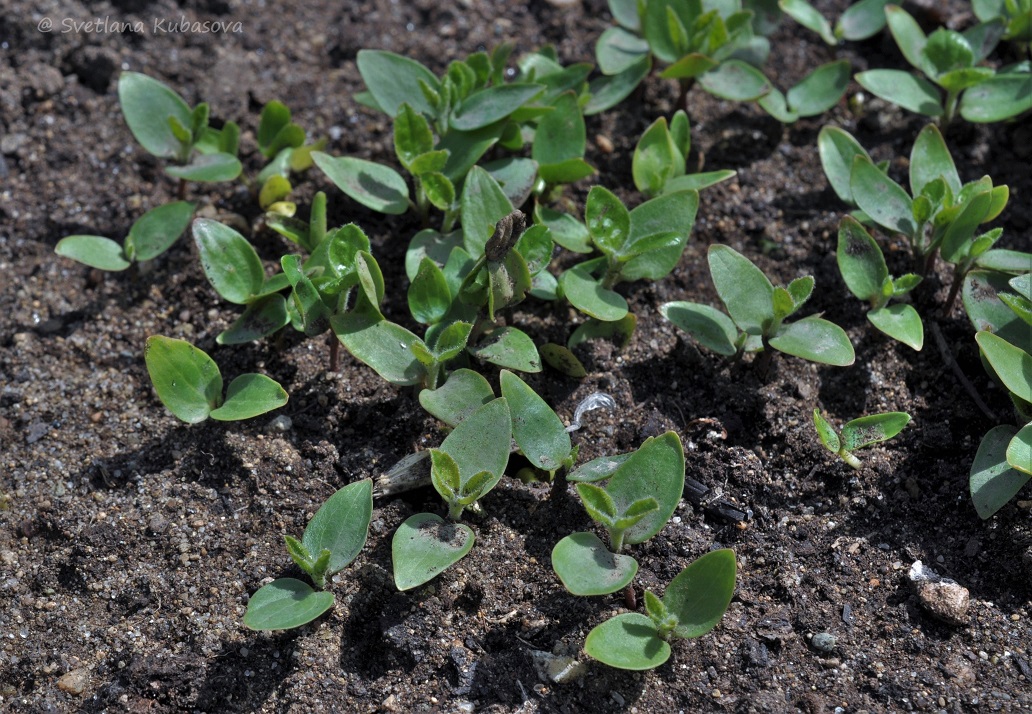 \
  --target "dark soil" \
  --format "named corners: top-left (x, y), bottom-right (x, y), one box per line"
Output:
top-left (2, 0), bottom-right (1031, 712)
